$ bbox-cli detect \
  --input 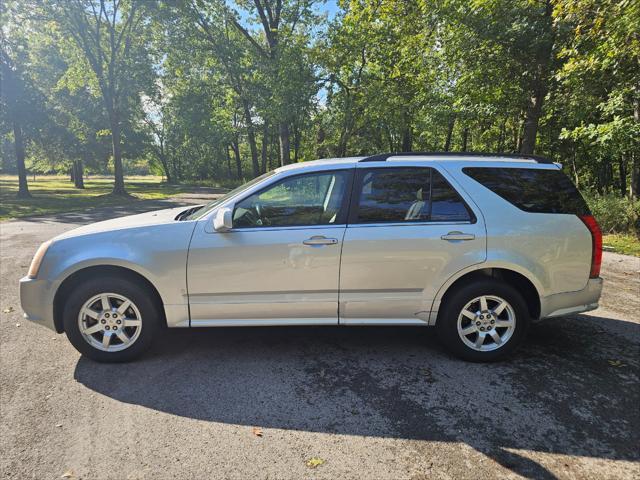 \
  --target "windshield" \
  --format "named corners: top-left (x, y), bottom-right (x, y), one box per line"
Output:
top-left (185, 171), bottom-right (277, 220)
